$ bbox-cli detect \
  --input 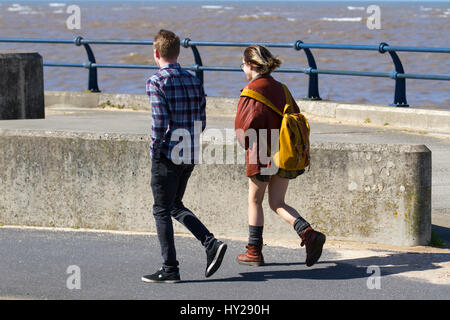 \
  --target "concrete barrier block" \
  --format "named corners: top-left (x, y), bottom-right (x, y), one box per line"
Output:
top-left (299, 142), bottom-right (431, 246)
top-left (0, 131), bottom-right (152, 231)
top-left (298, 100), bottom-right (338, 118)
top-left (336, 105), bottom-right (450, 132)
top-left (0, 52), bottom-right (44, 120)
top-left (0, 130), bottom-right (431, 246)
top-left (97, 93), bottom-right (150, 110)
top-left (205, 97), bottom-right (238, 116)
top-left (44, 90), bottom-right (100, 109)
